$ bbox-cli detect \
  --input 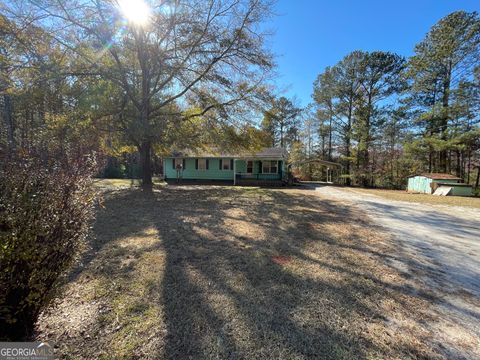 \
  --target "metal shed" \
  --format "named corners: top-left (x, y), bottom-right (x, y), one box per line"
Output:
top-left (407, 173), bottom-right (473, 196)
